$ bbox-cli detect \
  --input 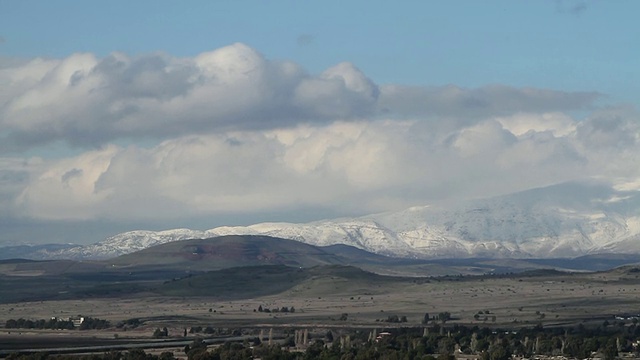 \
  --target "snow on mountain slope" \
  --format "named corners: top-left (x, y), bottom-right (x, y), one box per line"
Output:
top-left (44, 229), bottom-right (212, 260)
top-left (36, 181), bottom-right (640, 260)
